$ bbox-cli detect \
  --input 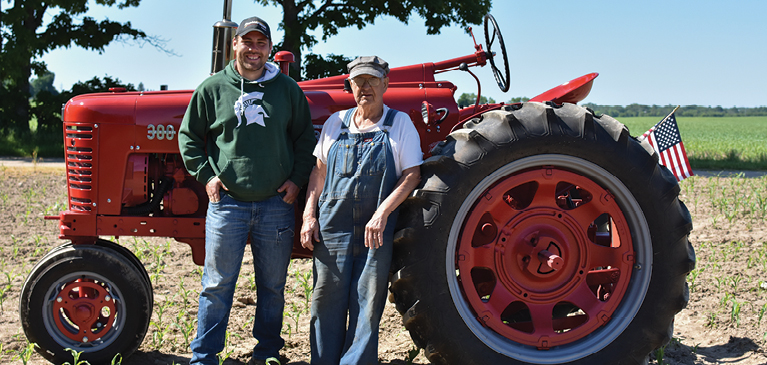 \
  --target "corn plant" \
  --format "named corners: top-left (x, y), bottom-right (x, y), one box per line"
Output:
top-left (62, 348), bottom-right (88, 365)
top-left (758, 303), bottom-right (767, 325)
top-left (729, 298), bottom-right (743, 327)
top-left (173, 312), bottom-right (197, 349)
top-left (217, 330), bottom-right (239, 365)
top-left (687, 267), bottom-right (703, 292)
top-left (13, 341), bottom-right (38, 365)
top-left (705, 311), bottom-right (718, 328)
top-left (652, 344), bottom-right (667, 365)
